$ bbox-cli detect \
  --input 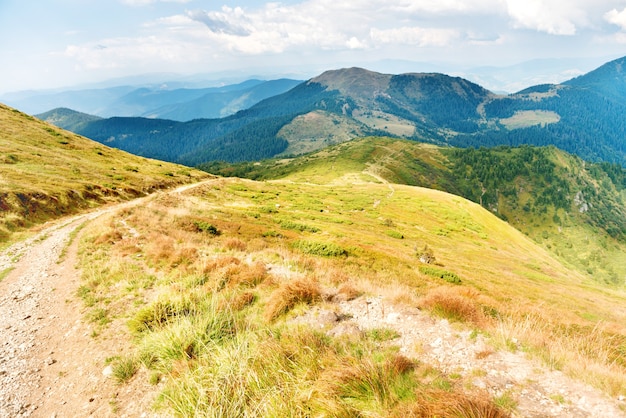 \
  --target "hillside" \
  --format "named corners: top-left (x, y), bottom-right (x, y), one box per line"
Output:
top-left (203, 137), bottom-right (626, 287)
top-left (37, 56), bottom-right (626, 167)
top-left (69, 169), bottom-right (626, 416)
top-left (1, 103), bottom-right (625, 416)
top-left (0, 103), bottom-right (209, 242)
